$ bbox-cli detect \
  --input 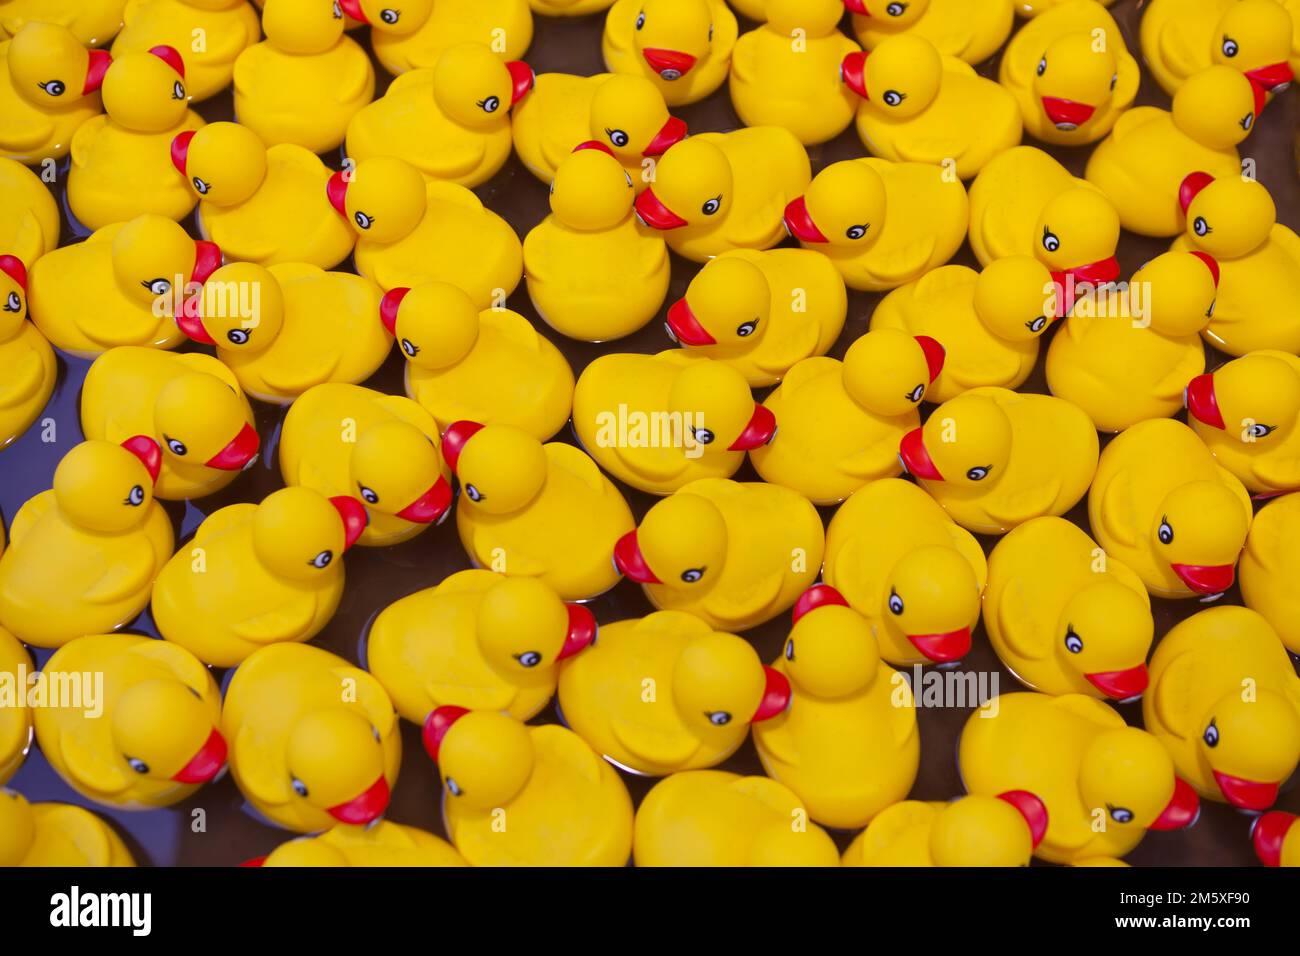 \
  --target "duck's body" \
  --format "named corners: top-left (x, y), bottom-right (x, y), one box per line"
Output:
top-left (112, 0), bottom-right (261, 101)
top-left (259, 821), bottom-right (466, 867)
top-left (0, 256), bottom-right (55, 450)
top-left (364, 0), bottom-right (533, 76)
top-left (841, 793), bottom-right (1045, 867)
top-left (850, 0), bottom-right (1015, 65)
top-left (0, 792), bottom-right (135, 867)
top-left (0, 627), bottom-right (32, 784)
top-left (0, 0), bottom-right (126, 46)
top-left (1241, 493), bottom-right (1300, 654)
top-left (1139, 0), bottom-right (1296, 98)
top-left (967, 145), bottom-right (1095, 266)
top-left (0, 23), bottom-right (106, 163)
top-left (603, 0), bottom-right (738, 106)
top-left (0, 158), bottom-right (59, 263)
